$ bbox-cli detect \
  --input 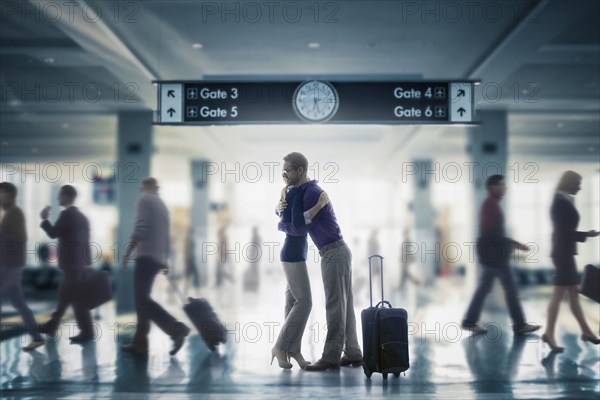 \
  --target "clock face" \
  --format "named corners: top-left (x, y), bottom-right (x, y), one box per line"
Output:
top-left (293, 81), bottom-right (339, 123)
